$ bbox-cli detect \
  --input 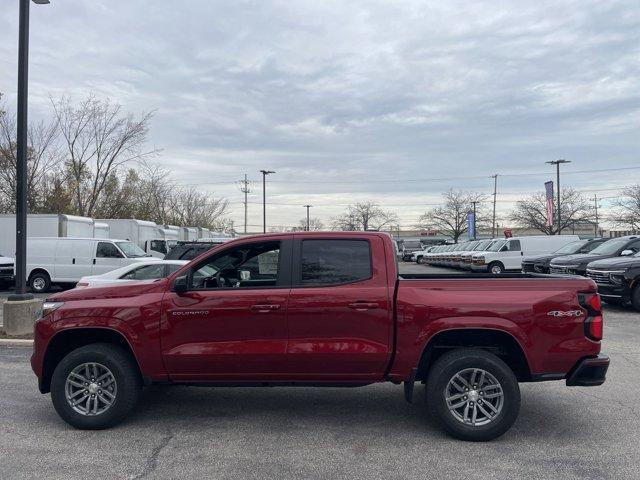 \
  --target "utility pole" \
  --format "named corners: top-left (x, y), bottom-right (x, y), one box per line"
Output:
top-left (237, 174), bottom-right (251, 233)
top-left (546, 159), bottom-right (571, 234)
top-left (491, 174), bottom-right (498, 238)
top-left (470, 201), bottom-right (478, 240)
top-left (303, 204), bottom-right (312, 231)
top-left (259, 170), bottom-right (275, 233)
top-left (593, 194), bottom-right (599, 236)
